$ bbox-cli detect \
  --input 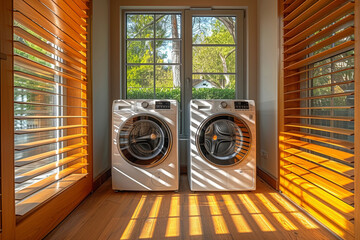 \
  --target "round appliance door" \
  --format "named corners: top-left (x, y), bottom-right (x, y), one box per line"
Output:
top-left (118, 114), bottom-right (172, 167)
top-left (196, 114), bottom-right (251, 166)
